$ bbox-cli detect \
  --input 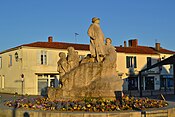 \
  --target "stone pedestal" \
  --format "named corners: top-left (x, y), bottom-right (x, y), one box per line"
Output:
top-left (48, 62), bottom-right (123, 101)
